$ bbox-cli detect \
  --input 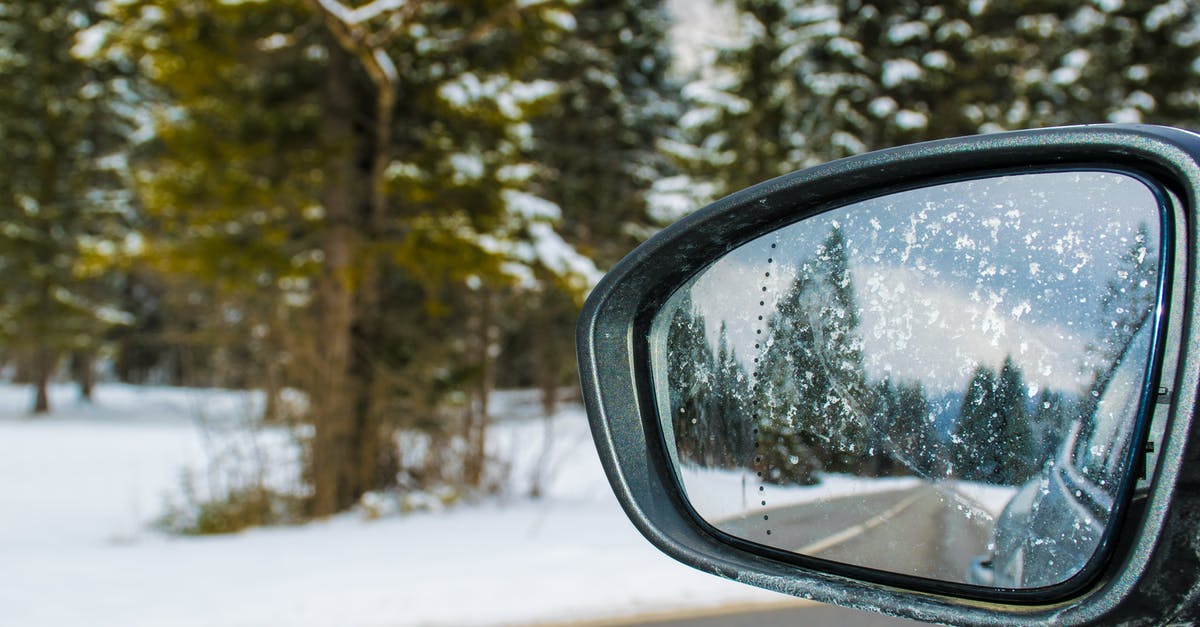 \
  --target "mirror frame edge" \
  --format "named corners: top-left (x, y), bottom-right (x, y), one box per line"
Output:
top-left (642, 166), bottom-right (1176, 603)
top-left (576, 124), bottom-right (1200, 625)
